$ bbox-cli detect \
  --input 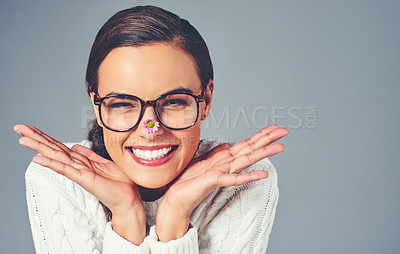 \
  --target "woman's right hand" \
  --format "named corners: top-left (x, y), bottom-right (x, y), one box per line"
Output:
top-left (14, 124), bottom-right (146, 244)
